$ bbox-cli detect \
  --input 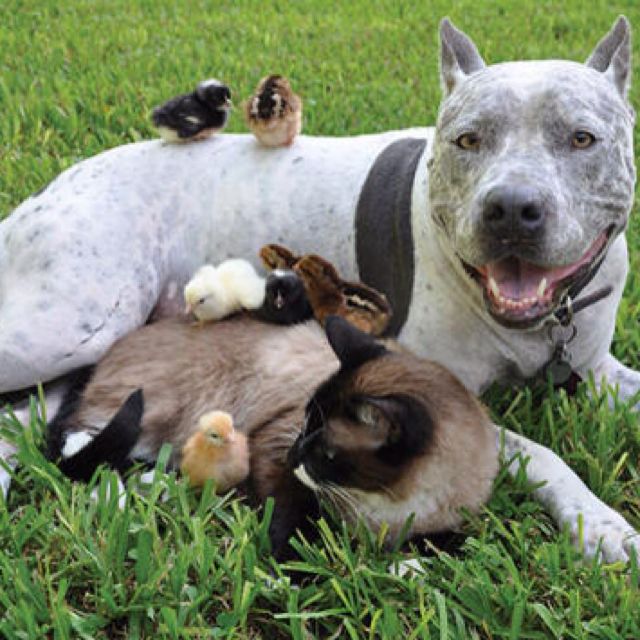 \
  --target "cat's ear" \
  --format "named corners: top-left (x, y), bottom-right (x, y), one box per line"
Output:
top-left (360, 395), bottom-right (434, 456)
top-left (352, 398), bottom-right (403, 446)
top-left (325, 316), bottom-right (387, 370)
